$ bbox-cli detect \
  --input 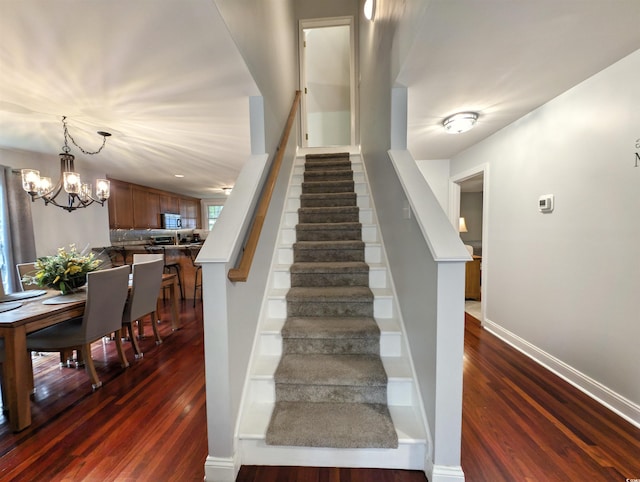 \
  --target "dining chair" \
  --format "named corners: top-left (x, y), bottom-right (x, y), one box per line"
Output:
top-left (16, 262), bottom-right (40, 291)
top-left (122, 258), bottom-right (164, 360)
top-left (187, 246), bottom-right (202, 307)
top-left (144, 246), bottom-right (184, 300)
top-left (0, 339), bottom-right (5, 410)
top-left (25, 265), bottom-right (131, 390)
